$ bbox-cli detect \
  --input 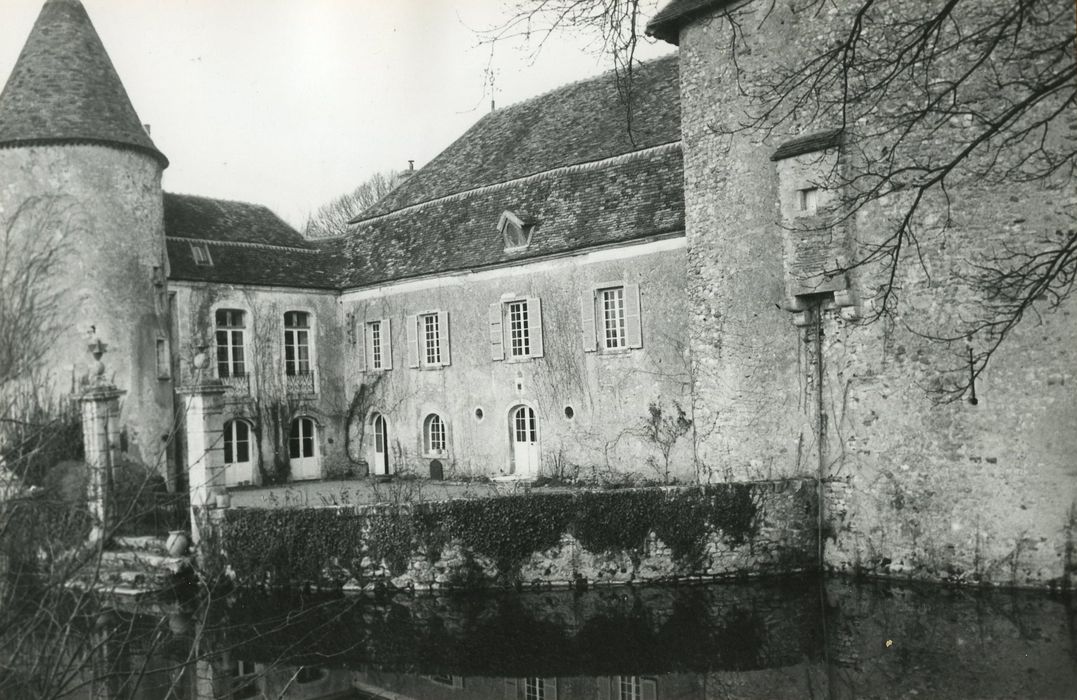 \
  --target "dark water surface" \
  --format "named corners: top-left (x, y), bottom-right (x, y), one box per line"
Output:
top-left (9, 576), bottom-right (1077, 699)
